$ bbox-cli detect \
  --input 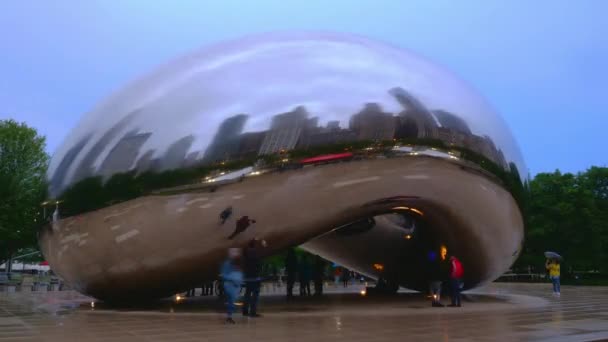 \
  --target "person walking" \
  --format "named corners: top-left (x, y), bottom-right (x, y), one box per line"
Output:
top-left (220, 248), bottom-right (243, 324)
top-left (313, 255), bottom-right (326, 296)
top-left (341, 267), bottom-right (350, 288)
top-left (428, 246), bottom-right (449, 307)
top-left (201, 281), bottom-right (214, 296)
top-left (448, 255), bottom-right (464, 307)
top-left (546, 259), bottom-right (561, 297)
top-left (285, 248), bottom-right (298, 299)
top-left (334, 267), bottom-right (342, 286)
top-left (228, 216), bottom-right (256, 240)
top-left (242, 239), bottom-right (263, 317)
top-left (219, 206), bottom-right (233, 225)
top-left (299, 255), bottom-right (312, 296)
